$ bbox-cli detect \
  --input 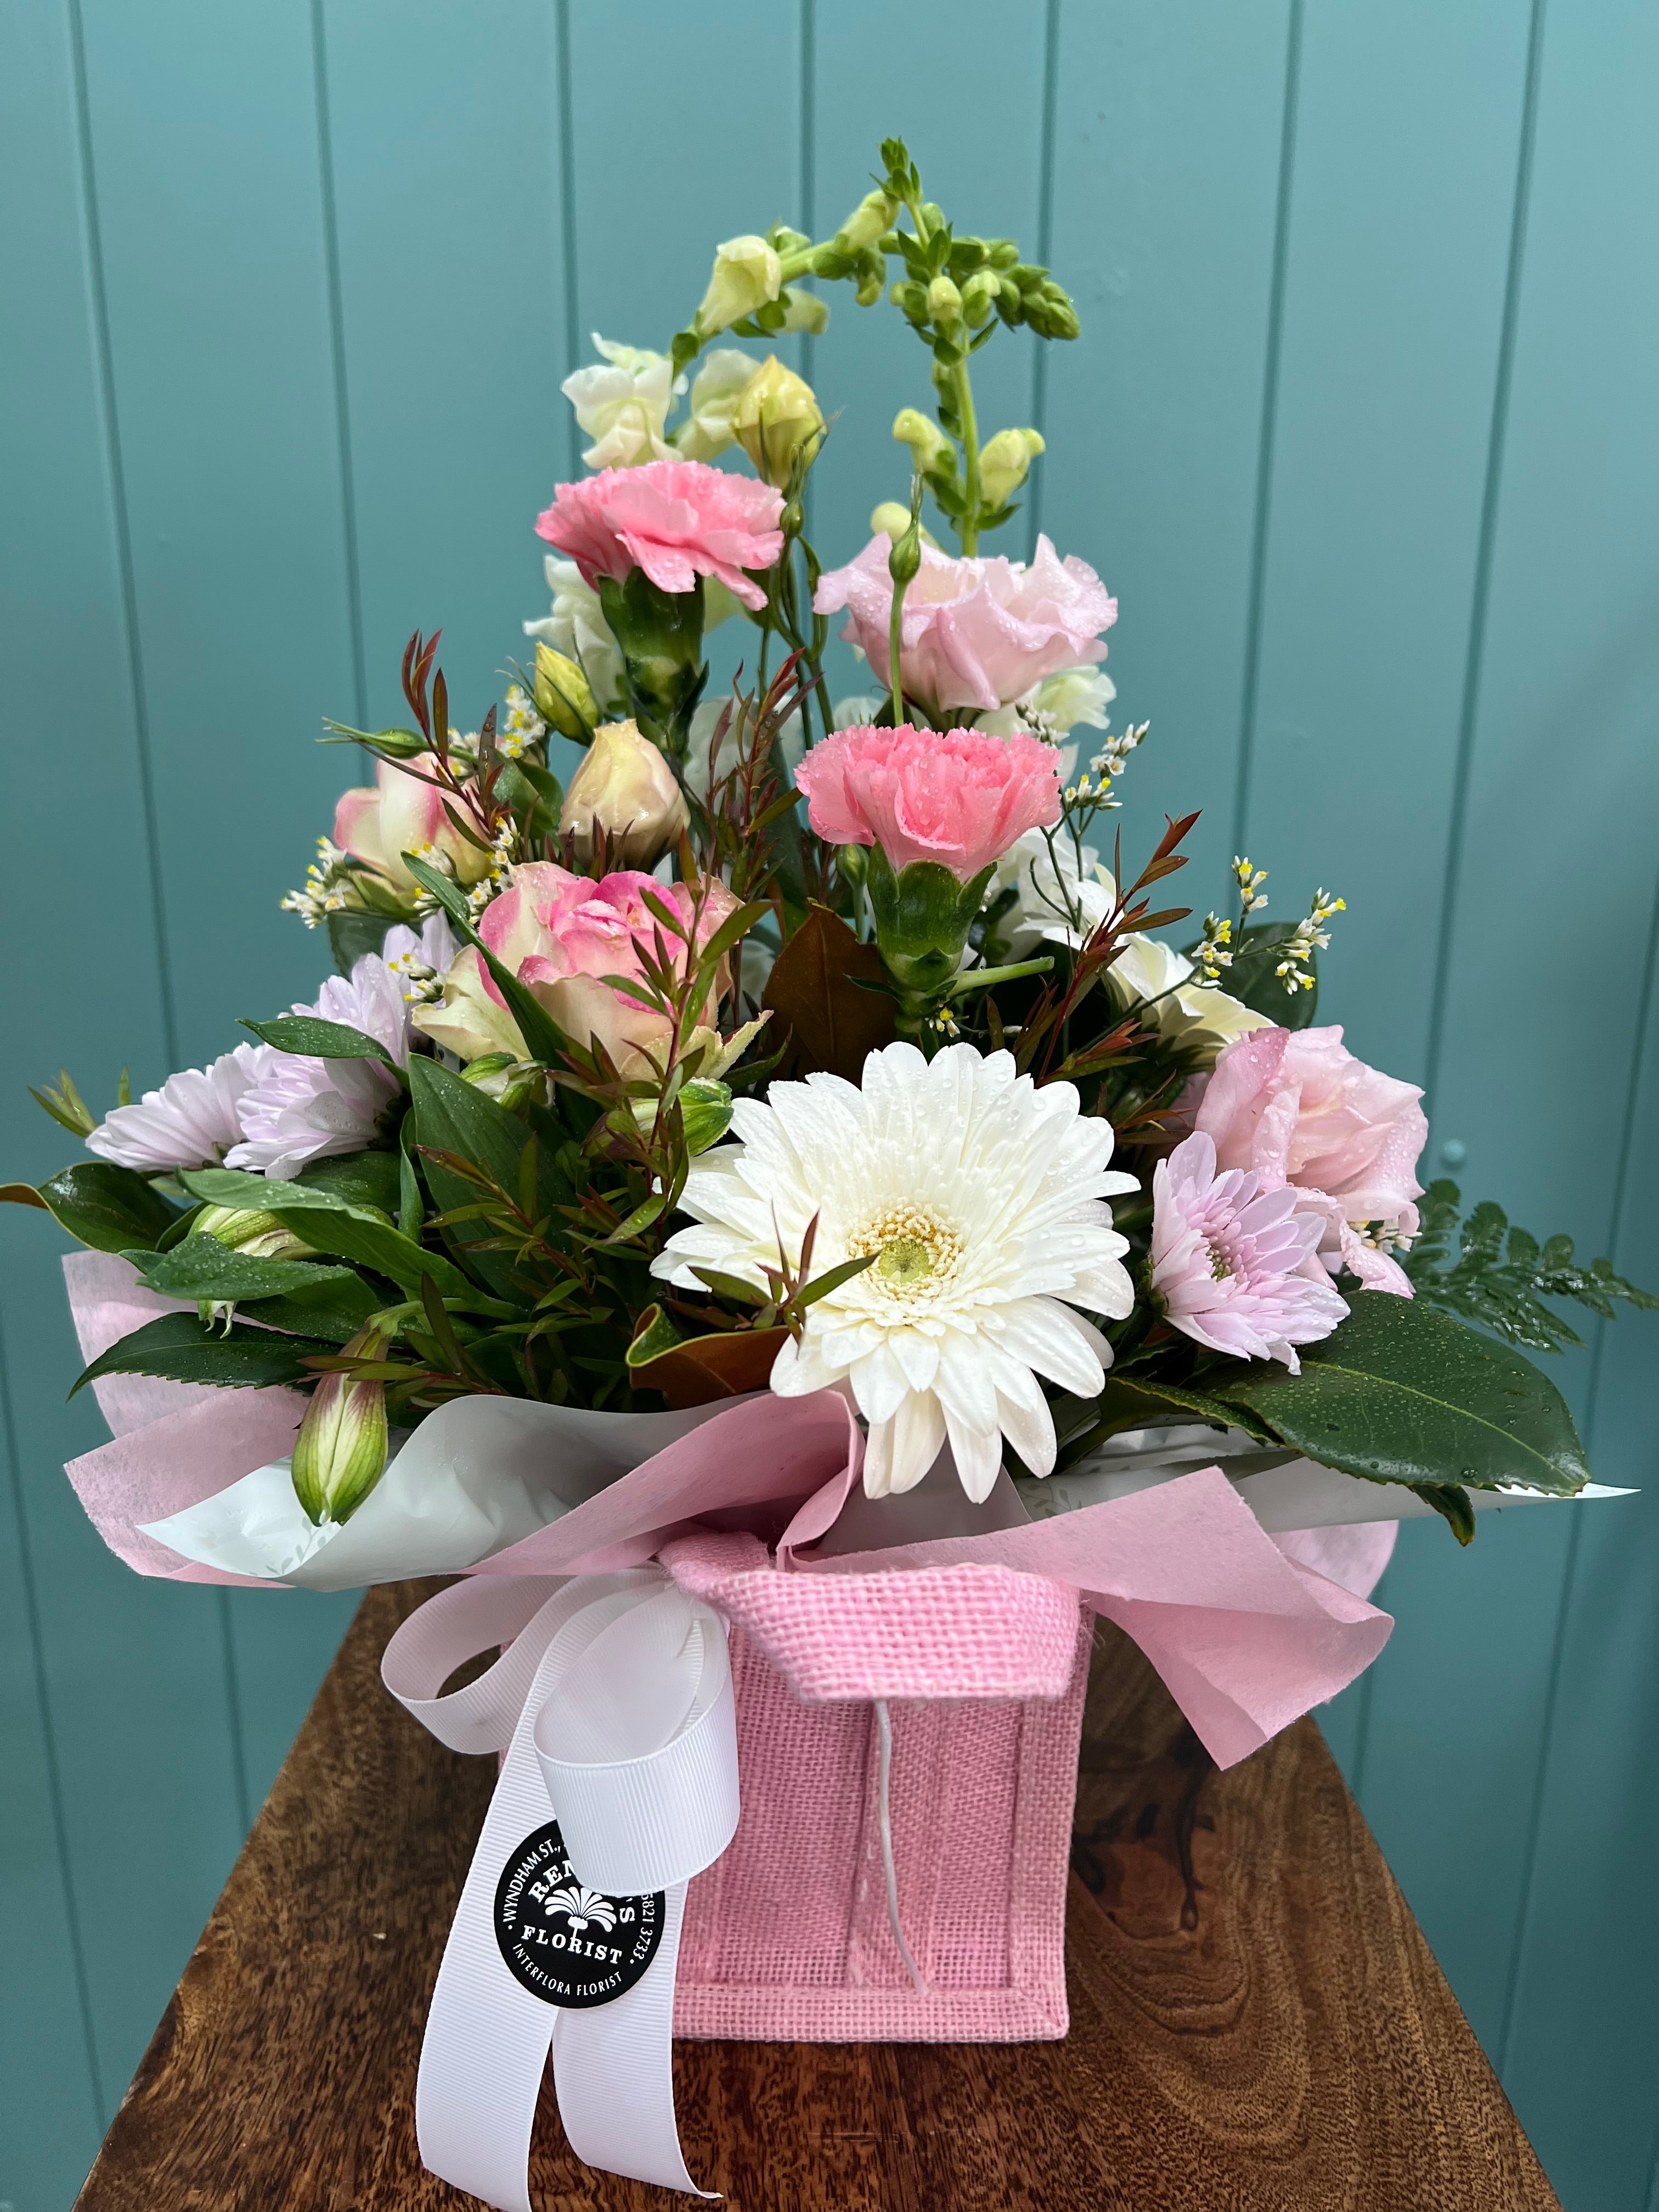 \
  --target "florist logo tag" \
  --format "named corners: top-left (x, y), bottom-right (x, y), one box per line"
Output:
top-left (493, 1819), bottom-right (664, 2009)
